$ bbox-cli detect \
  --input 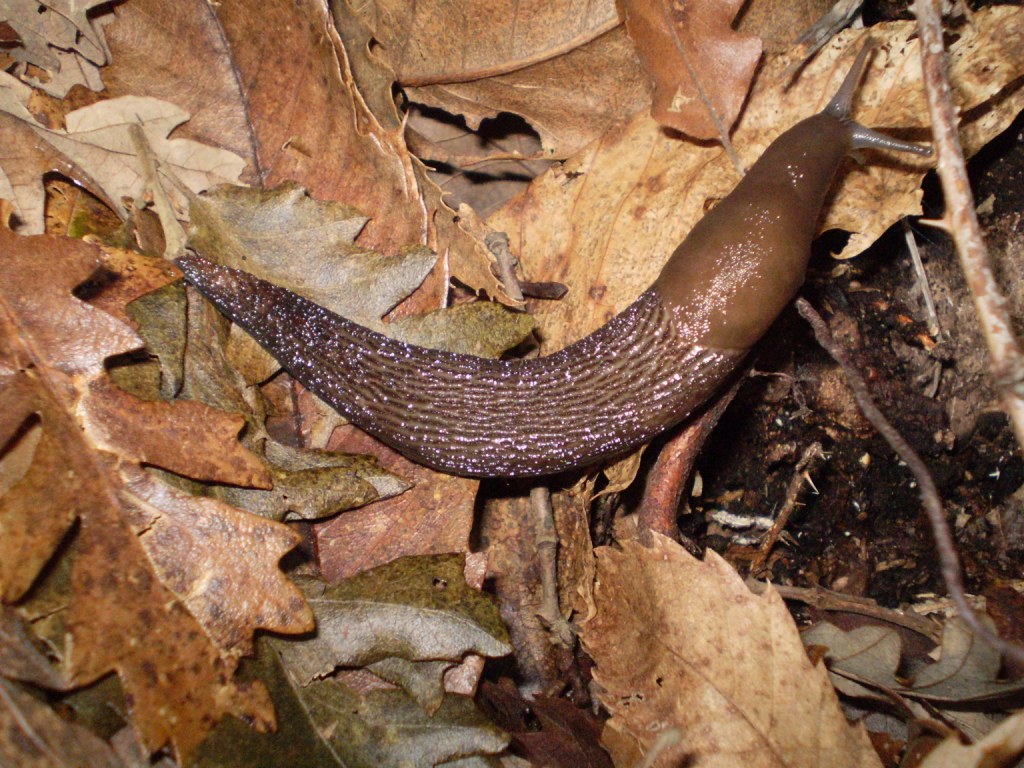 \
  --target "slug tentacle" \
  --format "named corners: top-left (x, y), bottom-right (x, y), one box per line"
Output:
top-left (177, 255), bottom-right (745, 477)
top-left (178, 42), bottom-right (931, 478)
